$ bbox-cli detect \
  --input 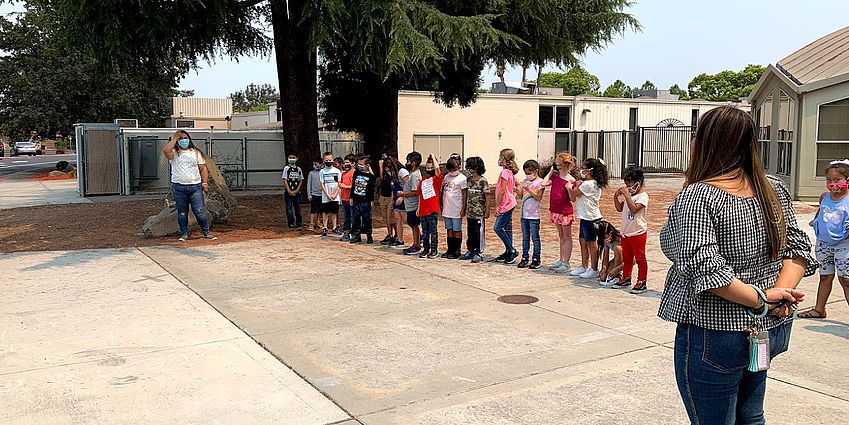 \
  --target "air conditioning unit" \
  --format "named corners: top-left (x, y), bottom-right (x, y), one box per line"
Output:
top-left (114, 119), bottom-right (139, 128)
